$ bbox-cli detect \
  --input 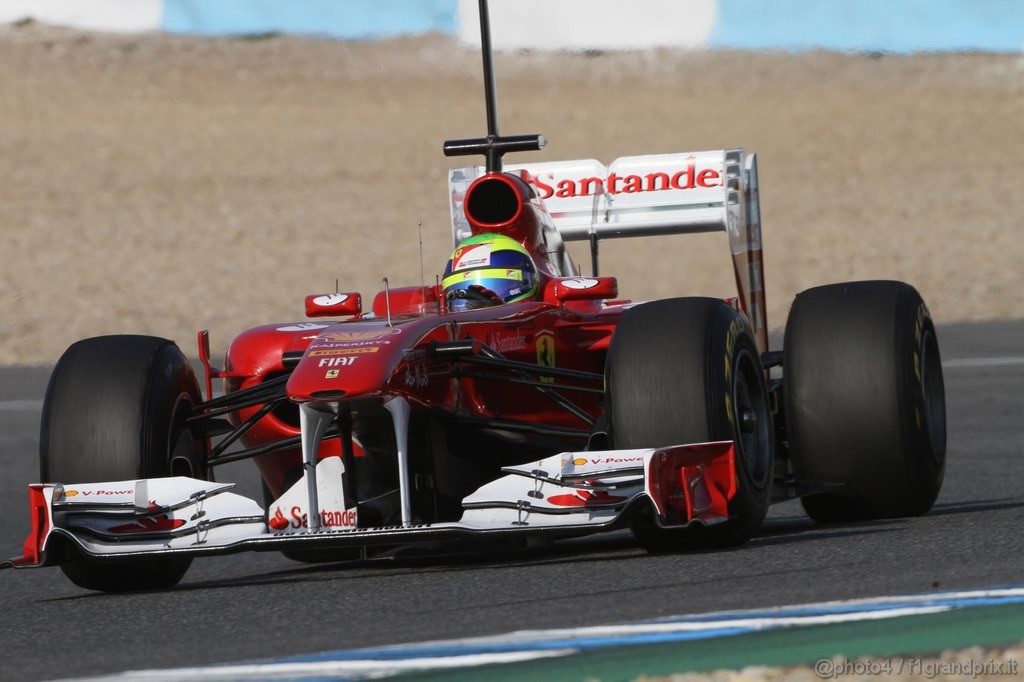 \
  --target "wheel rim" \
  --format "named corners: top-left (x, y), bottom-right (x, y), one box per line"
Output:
top-left (732, 348), bottom-right (771, 489)
top-left (920, 328), bottom-right (947, 462)
top-left (168, 391), bottom-right (200, 478)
